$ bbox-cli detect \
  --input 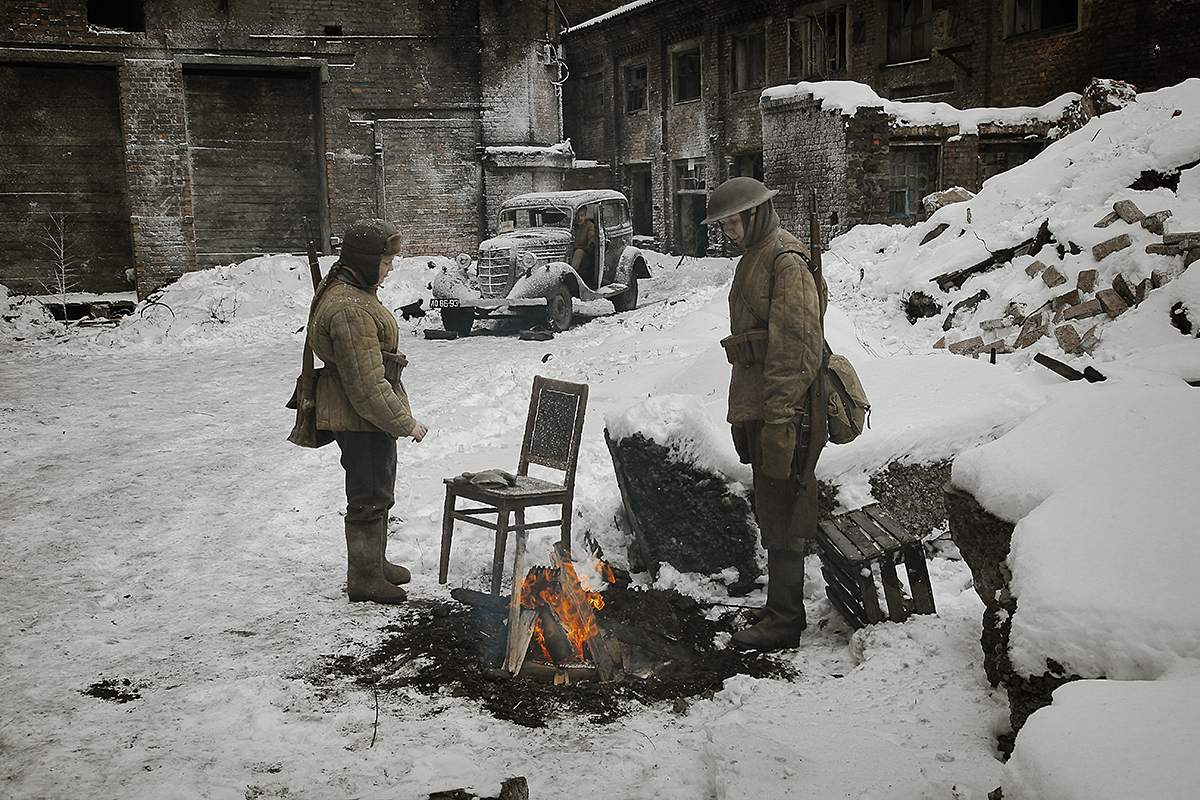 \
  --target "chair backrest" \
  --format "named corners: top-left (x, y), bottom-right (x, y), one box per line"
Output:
top-left (518, 375), bottom-right (588, 486)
